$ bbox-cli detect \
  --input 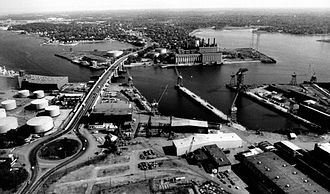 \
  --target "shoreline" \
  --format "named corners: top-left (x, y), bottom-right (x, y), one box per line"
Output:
top-left (190, 26), bottom-right (330, 38)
